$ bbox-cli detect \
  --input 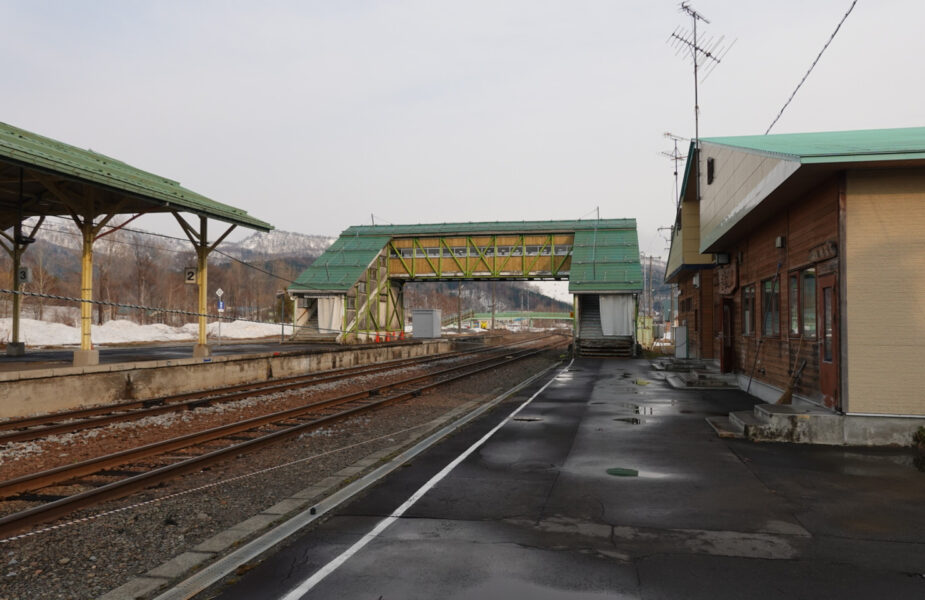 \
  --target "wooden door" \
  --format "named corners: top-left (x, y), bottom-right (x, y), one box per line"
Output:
top-left (818, 273), bottom-right (839, 409)
top-left (720, 298), bottom-right (735, 373)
